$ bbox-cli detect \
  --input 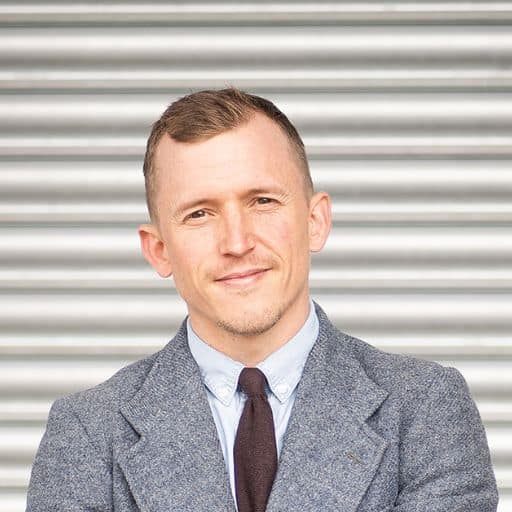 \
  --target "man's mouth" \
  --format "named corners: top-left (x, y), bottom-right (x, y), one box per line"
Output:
top-left (215, 268), bottom-right (269, 286)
